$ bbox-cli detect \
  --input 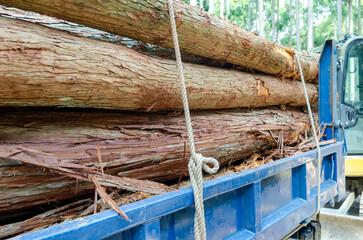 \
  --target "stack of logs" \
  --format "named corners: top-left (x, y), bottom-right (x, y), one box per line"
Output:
top-left (0, 0), bottom-right (321, 237)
